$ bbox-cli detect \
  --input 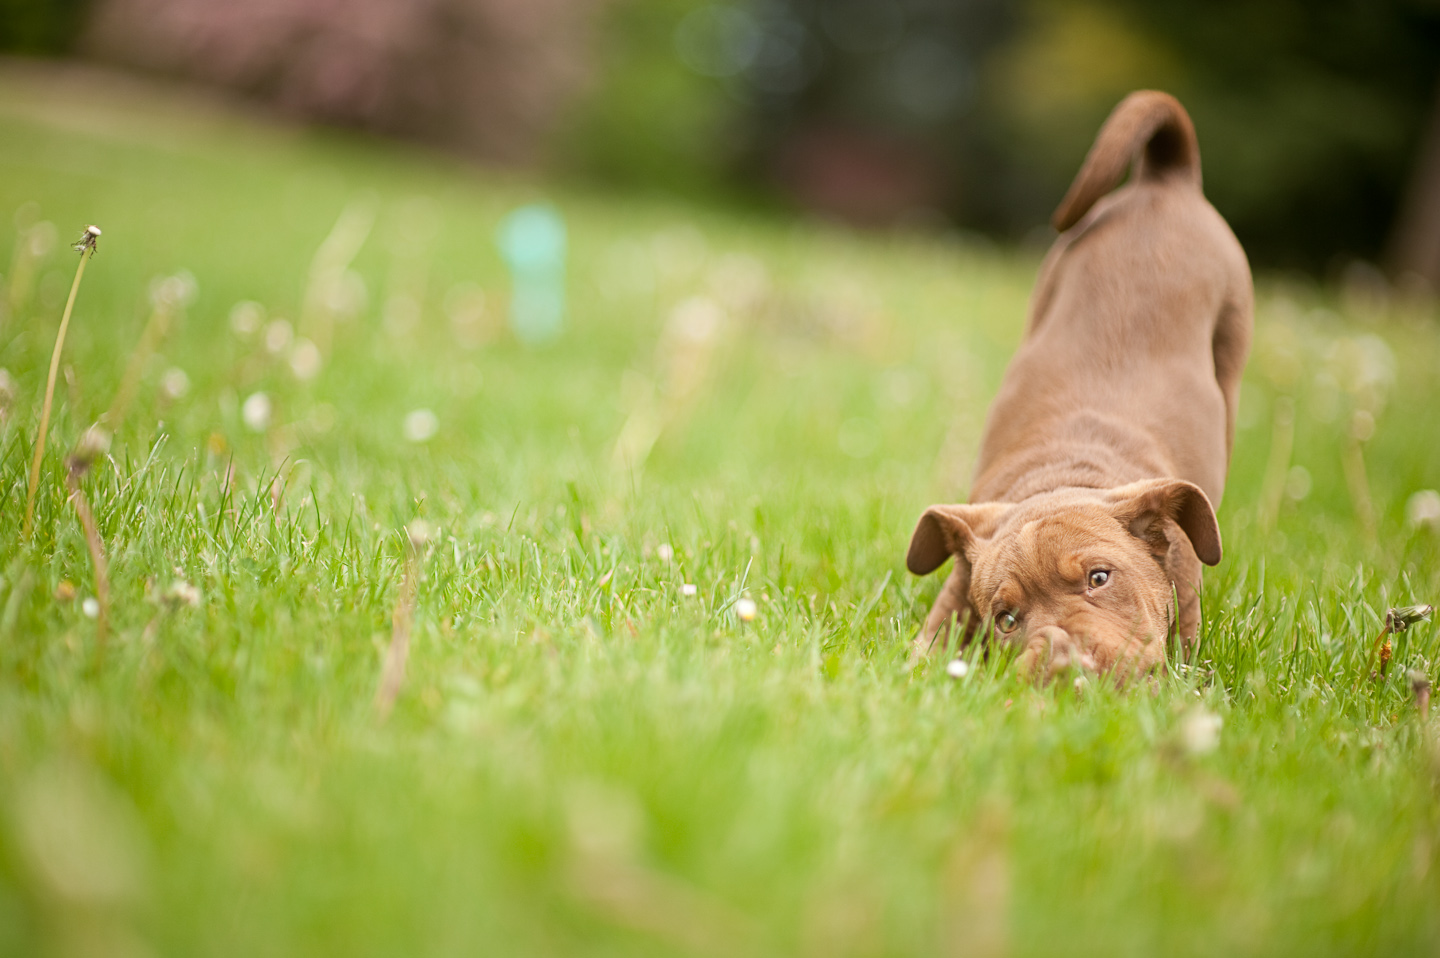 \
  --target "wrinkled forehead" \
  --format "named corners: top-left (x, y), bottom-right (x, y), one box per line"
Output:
top-left (975, 506), bottom-right (1127, 588)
